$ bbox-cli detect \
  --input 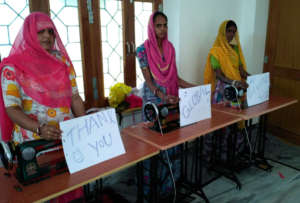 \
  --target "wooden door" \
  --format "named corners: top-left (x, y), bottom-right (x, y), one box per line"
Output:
top-left (264, 0), bottom-right (300, 143)
top-left (123, 0), bottom-right (136, 87)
